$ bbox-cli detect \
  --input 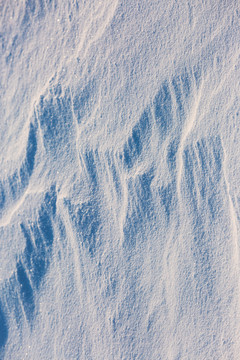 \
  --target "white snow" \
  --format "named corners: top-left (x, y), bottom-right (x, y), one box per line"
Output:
top-left (0, 0), bottom-right (240, 359)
